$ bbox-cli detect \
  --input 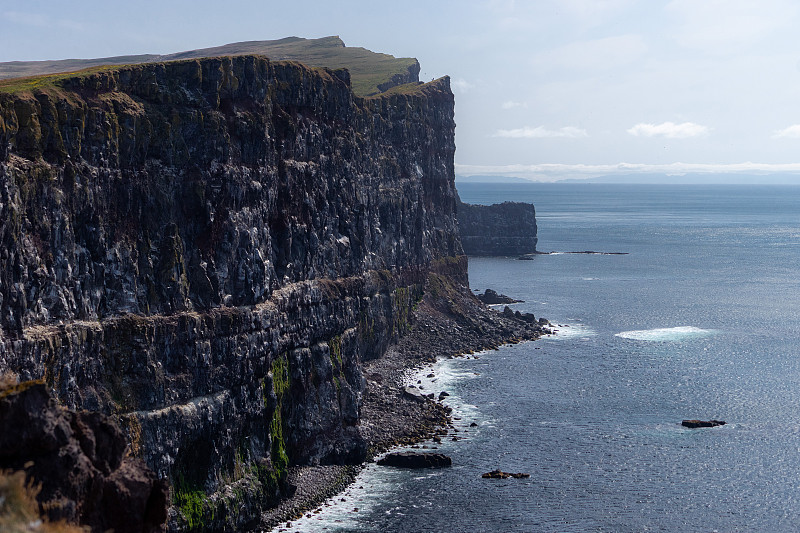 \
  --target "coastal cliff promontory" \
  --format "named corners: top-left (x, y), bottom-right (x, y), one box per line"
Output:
top-left (0, 54), bottom-right (463, 529)
top-left (0, 47), bottom-right (549, 531)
